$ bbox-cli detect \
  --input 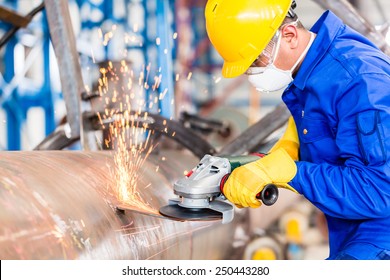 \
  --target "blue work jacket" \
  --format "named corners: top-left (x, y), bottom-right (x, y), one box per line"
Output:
top-left (283, 11), bottom-right (390, 259)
